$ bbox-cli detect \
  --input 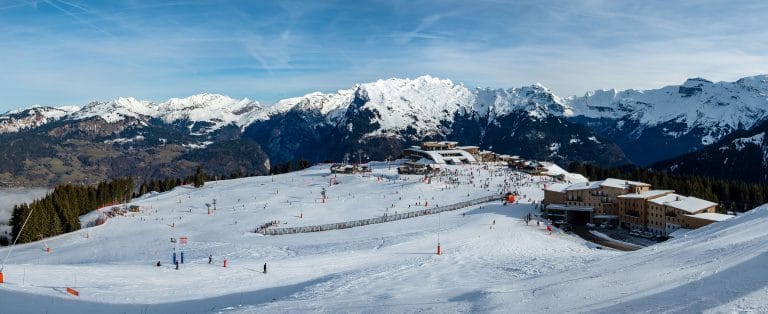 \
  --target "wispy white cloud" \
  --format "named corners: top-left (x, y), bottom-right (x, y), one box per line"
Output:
top-left (0, 0), bottom-right (766, 109)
